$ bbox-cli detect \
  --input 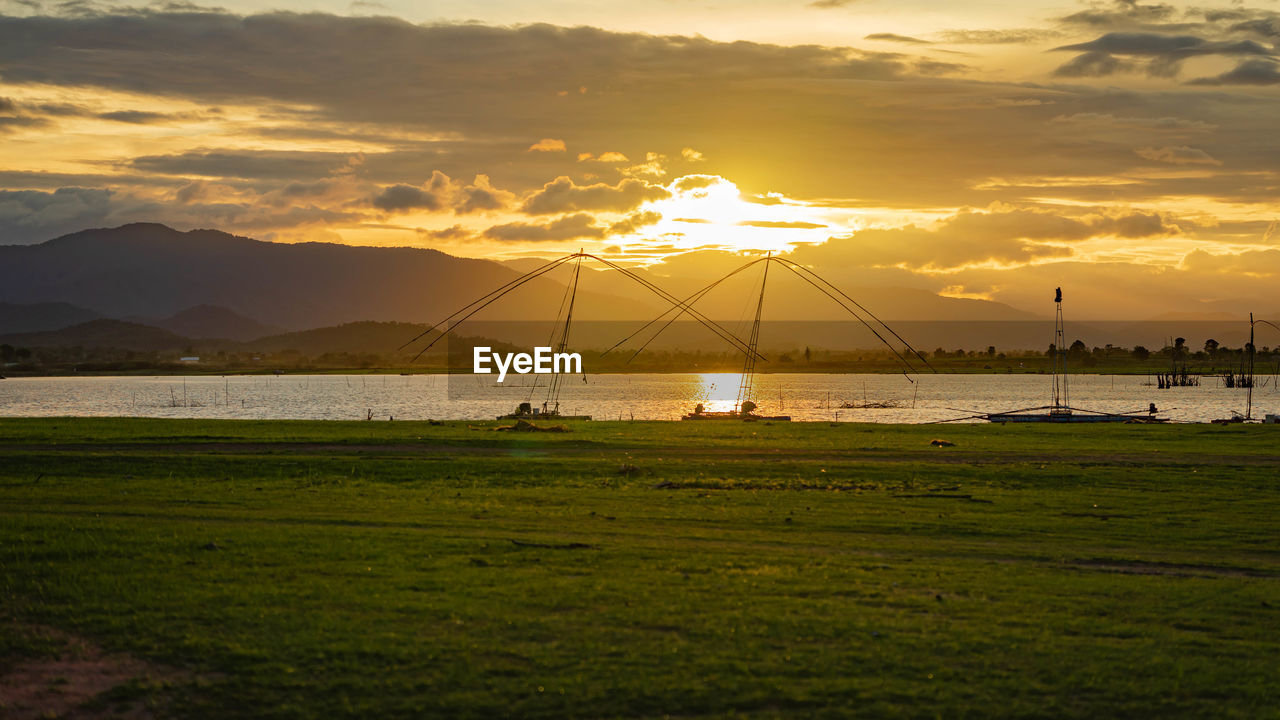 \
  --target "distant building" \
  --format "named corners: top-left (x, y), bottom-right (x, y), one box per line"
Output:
top-left (179, 356), bottom-right (200, 363)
